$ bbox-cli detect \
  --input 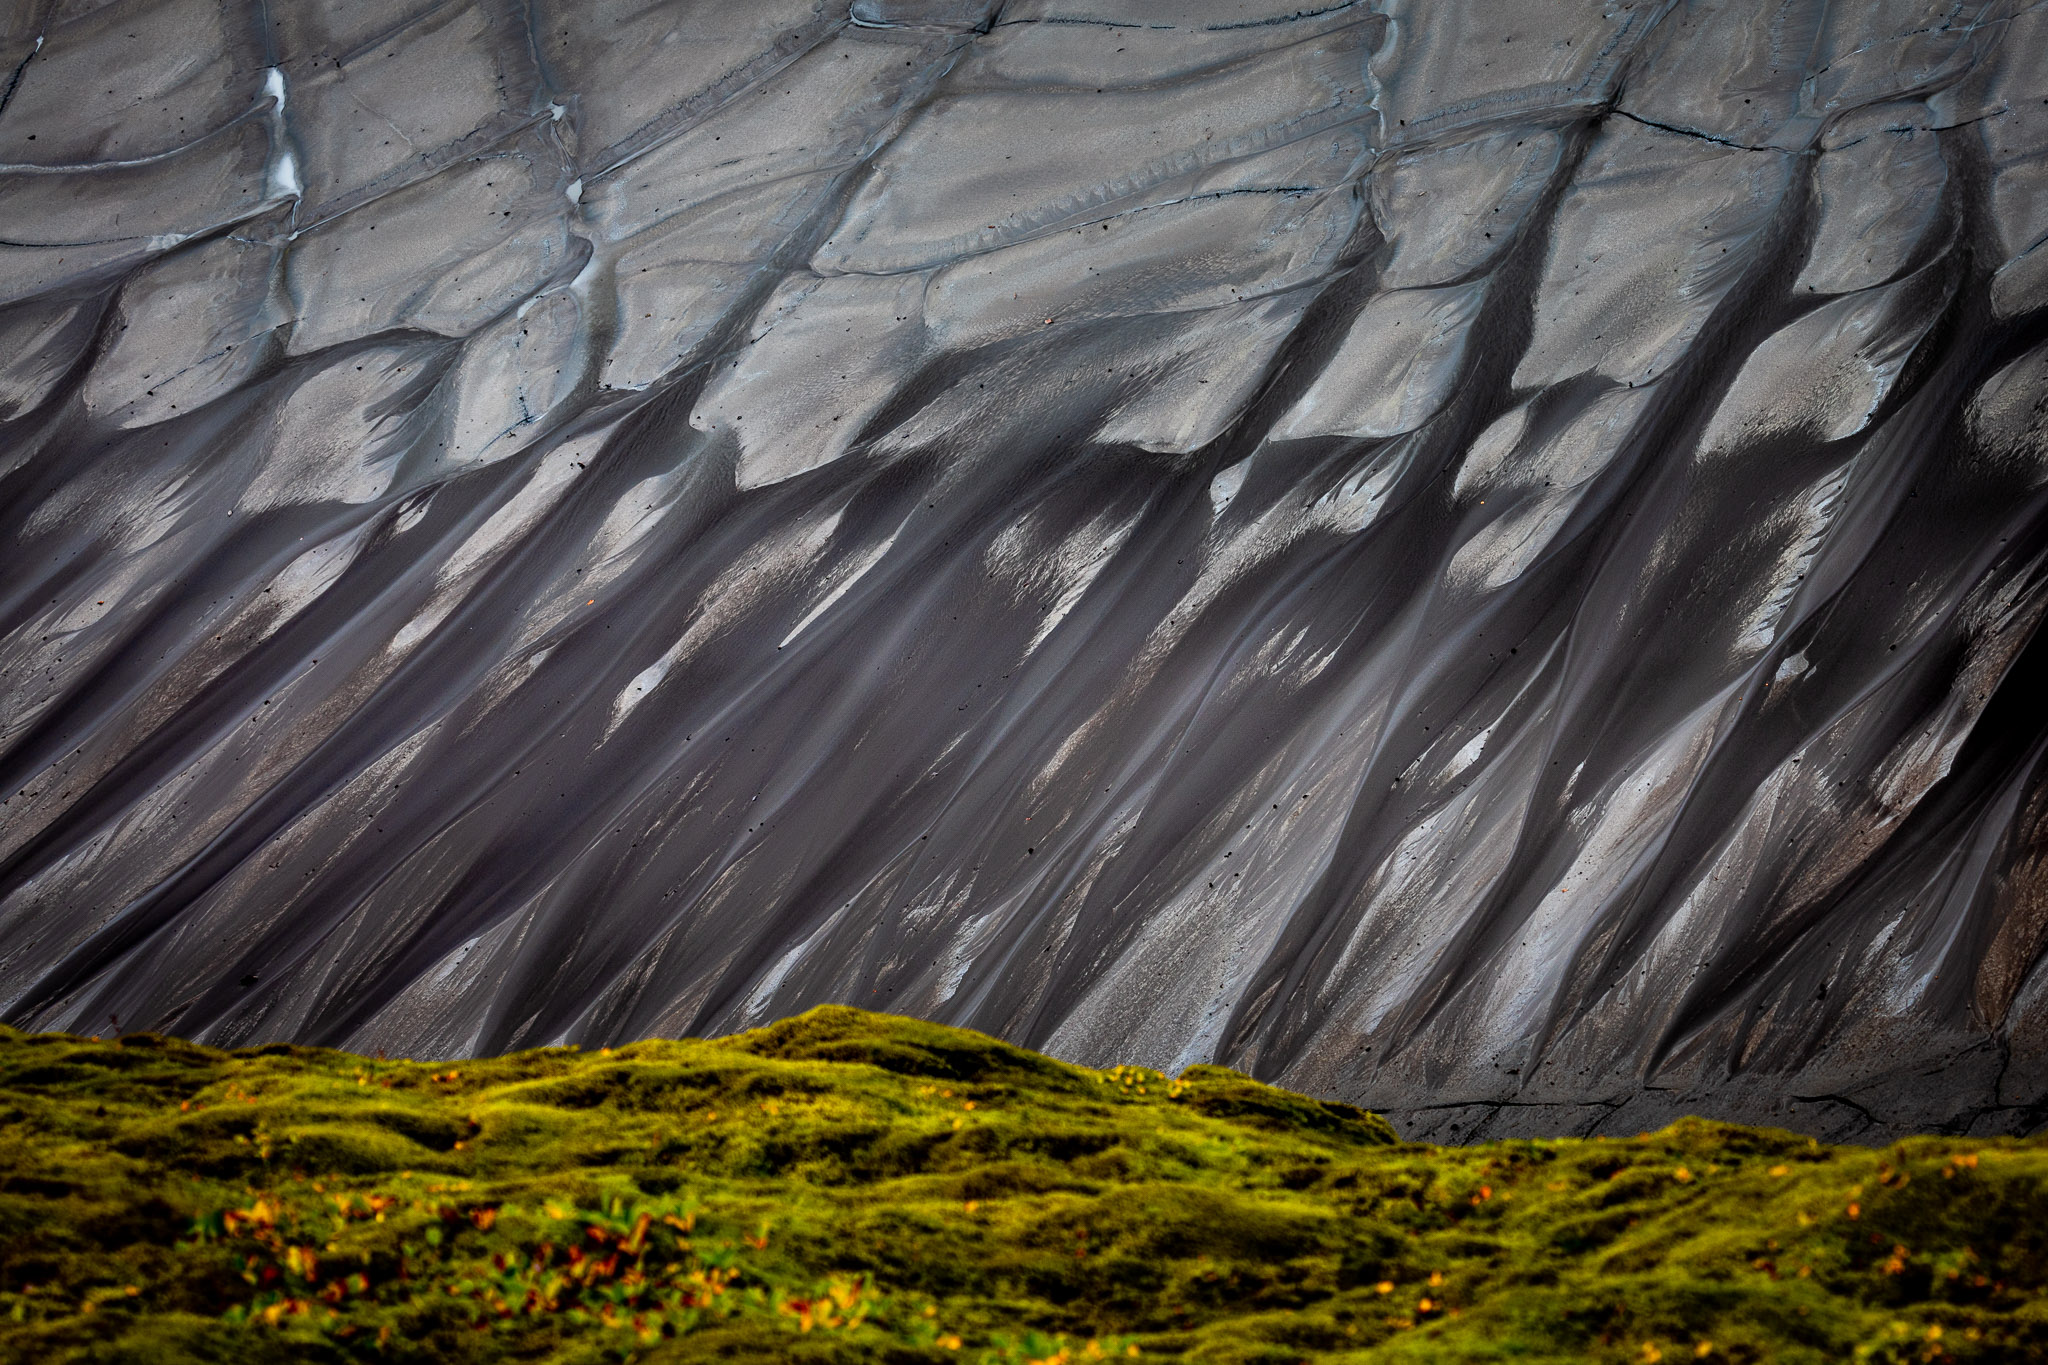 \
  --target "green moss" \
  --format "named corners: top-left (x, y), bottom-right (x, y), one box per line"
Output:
top-left (0, 1006), bottom-right (2041, 1363)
